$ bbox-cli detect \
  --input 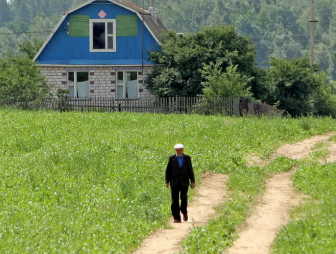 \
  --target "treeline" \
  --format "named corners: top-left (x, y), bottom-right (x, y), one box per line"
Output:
top-left (1, 0), bottom-right (336, 78)
top-left (145, 26), bottom-right (336, 117)
top-left (1, 0), bottom-right (336, 79)
top-left (138, 0), bottom-right (336, 81)
top-left (0, 0), bottom-right (81, 57)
